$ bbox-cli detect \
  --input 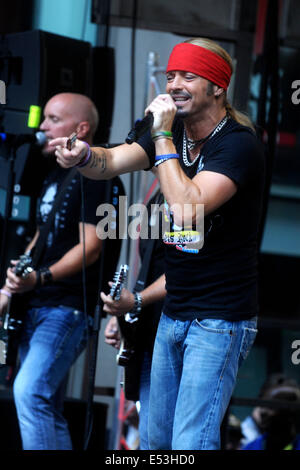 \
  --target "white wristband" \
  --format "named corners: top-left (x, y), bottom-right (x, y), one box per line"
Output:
top-left (0, 289), bottom-right (12, 298)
